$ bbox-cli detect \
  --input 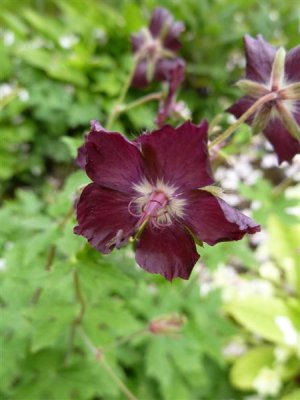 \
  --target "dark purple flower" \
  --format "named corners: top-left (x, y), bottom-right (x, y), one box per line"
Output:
top-left (131, 8), bottom-right (185, 88)
top-left (74, 120), bottom-right (260, 281)
top-left (227, 35), bottom-right (300, 163)
top-left (76, 142), bottom-right (87, 169)
top-left (156, 59), bottom-right (190, 127)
